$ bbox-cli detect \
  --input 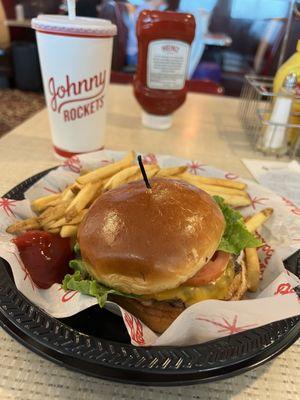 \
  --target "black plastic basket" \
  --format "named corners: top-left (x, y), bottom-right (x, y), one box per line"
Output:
top-left (0, 168), bottom-right (299, 386)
